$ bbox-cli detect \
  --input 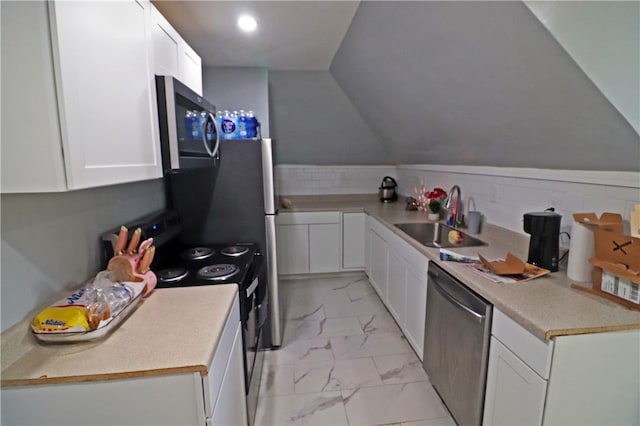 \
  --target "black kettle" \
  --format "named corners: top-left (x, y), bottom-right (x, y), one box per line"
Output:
top-left (378, 176), bottom-right (398, 203)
